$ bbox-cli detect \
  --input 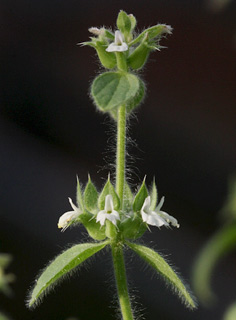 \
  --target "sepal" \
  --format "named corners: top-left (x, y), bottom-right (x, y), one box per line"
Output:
top-left (76, 176), bottom-right (84, 211)
top-left (79, 212), bottom-right (106, 240)
top-left (127, 33), bottom-right (151, 70)
top-left (83, 175), bottom-right (98, 213)
top-left (133, 177), bottom-right (148, 212)
top-left (121, 213), bottom-right (147, 239)
top-left (130, 24), bottom-right (172, 46)
top-left (98, 176), bottom-right (120, 211)
top-left (123, 181), bottom-right (134, 212)
top-left (149, 178), bottom-right (158, 211)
